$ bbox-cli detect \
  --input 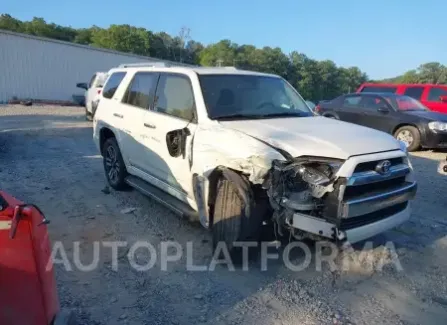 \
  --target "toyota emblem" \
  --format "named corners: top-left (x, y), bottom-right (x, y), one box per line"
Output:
top-left (375, 160), bottom-right (391, 175)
